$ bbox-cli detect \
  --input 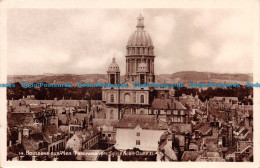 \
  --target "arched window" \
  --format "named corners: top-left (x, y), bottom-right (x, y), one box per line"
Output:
top-left (124, 93), bottom-right (131, 103)
top-left (110, 110), bottom-right (114, 119)
top-left (140, 95), bottom-right (144, 103)
top-left (74, 119), bottom-right (78, 124)
top-left (110, 94), bottom-right (114, 103)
